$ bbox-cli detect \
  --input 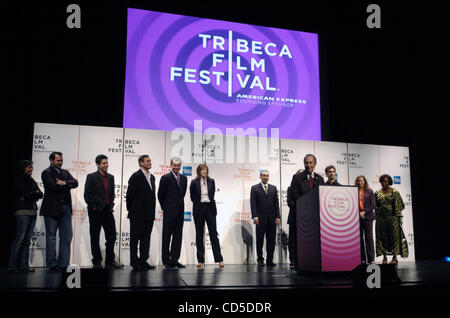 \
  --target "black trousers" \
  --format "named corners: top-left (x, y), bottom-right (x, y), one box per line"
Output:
top-left (256, 220), bottom-right (276, 263)
top-left (88, 206), bottom-right (116, 265)
top-left (360, 219), bottom-right (375, 263)
top-left (162, 210), bottom-right (184, 266)
top-left (288, 222), bottom-right (297, 264)
top-left (193, 203), bottom-right (223, 263)
top-left (129, 219), bottom-right (154, 267)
